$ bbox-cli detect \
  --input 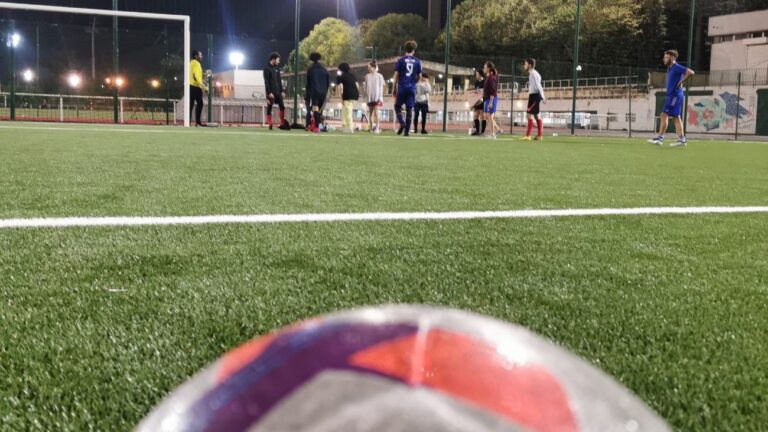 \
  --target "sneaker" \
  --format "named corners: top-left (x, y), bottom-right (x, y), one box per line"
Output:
top-left (647, 136), bottom-right (663, 145)
top-left (520, 136), bottom-right (532, 141)
top-left (670, 137), bottom-right (687, 148)
top-left (397, 126), bottom-right (405, 136)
